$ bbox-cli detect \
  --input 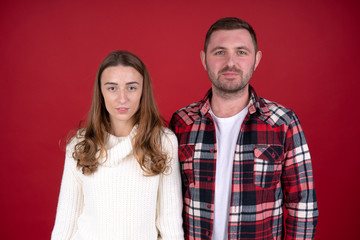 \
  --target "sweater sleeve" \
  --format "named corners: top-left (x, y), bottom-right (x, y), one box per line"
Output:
top-left (51, 143), bottom-right (84, 240)
top-left (156, 130), bottom-right (184, 239)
